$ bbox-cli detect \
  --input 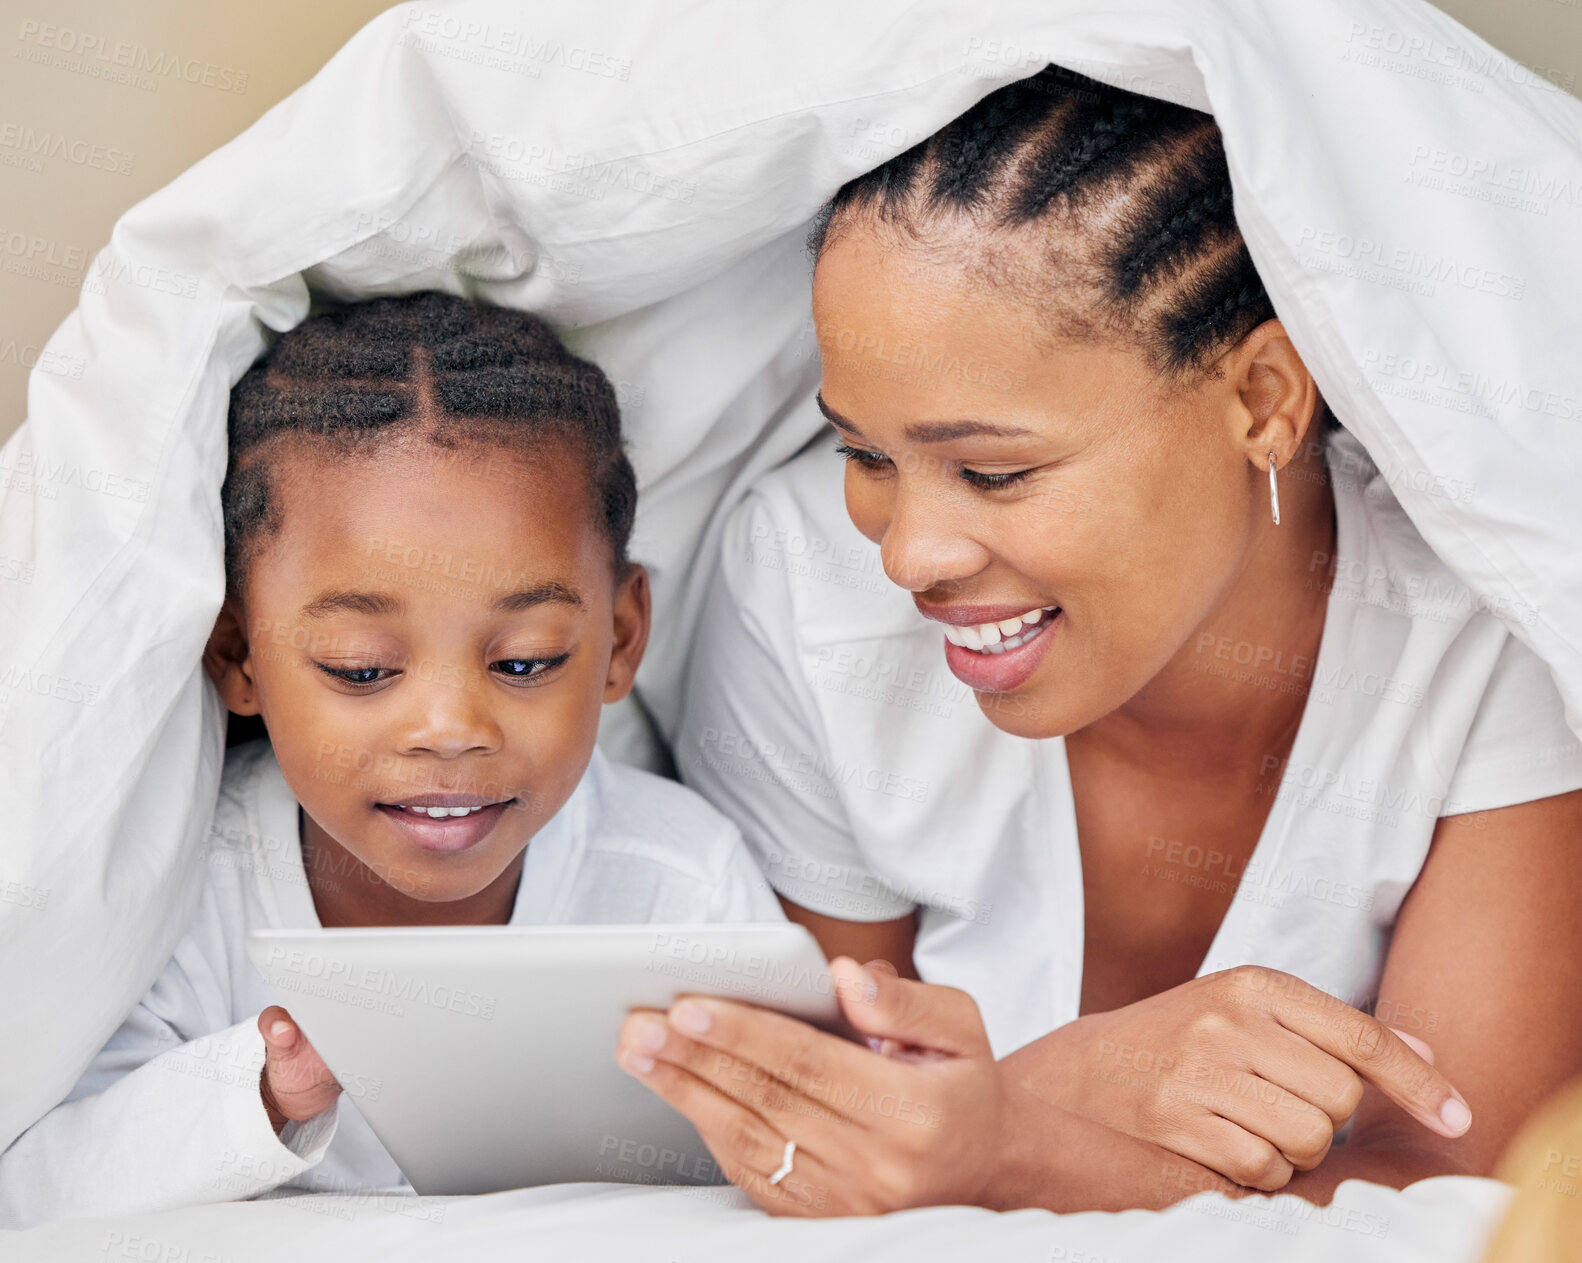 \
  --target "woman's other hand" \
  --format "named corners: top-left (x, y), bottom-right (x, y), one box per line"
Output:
top-left (1003, 965), bottom-right (1471, 1191)
top-left (257, 1005), bottom-right (342, 1134)
top-left (615, 958), bottom-right (1010, 1215)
